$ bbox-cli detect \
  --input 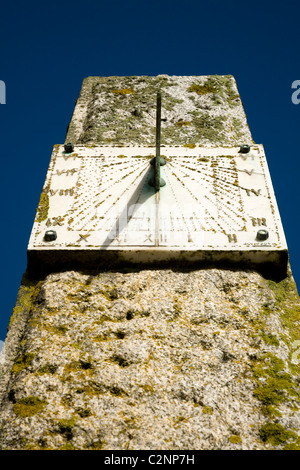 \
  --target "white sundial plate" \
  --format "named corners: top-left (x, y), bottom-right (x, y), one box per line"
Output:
top-left (27, 144), bottom-right (288, 272)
